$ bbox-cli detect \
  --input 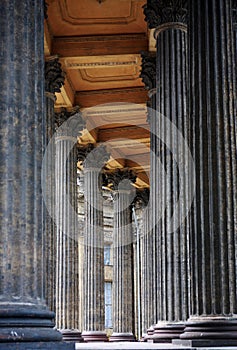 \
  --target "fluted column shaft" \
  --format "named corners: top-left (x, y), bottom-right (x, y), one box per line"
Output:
top-left (179, 0), bottom-right (237, 347)
top-left (140, 52), bottom-right (158, 338)
top-left (0, 0), bottom-right (65, 346)
top-left (233, 2), bottom-right (237, 90)
top-left (144, 0), bottom-right (189, 343)
top-left (81, 145), bottom-right (109, 342)
top-left (44, 56), bottom-right (64, 313)
top-left (134, 190), bottom-right (151, 338)
top-left (54, 109), bottom-right (84, 341)
top-left (108, 169), bottom-right (136, 342)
